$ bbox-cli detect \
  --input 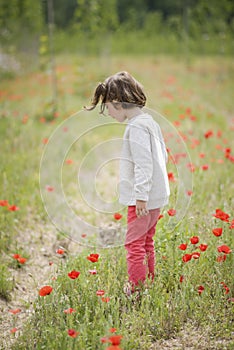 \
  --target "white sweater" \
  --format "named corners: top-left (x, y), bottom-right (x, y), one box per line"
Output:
top-left (119, 113), bottom-right (170, 209)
